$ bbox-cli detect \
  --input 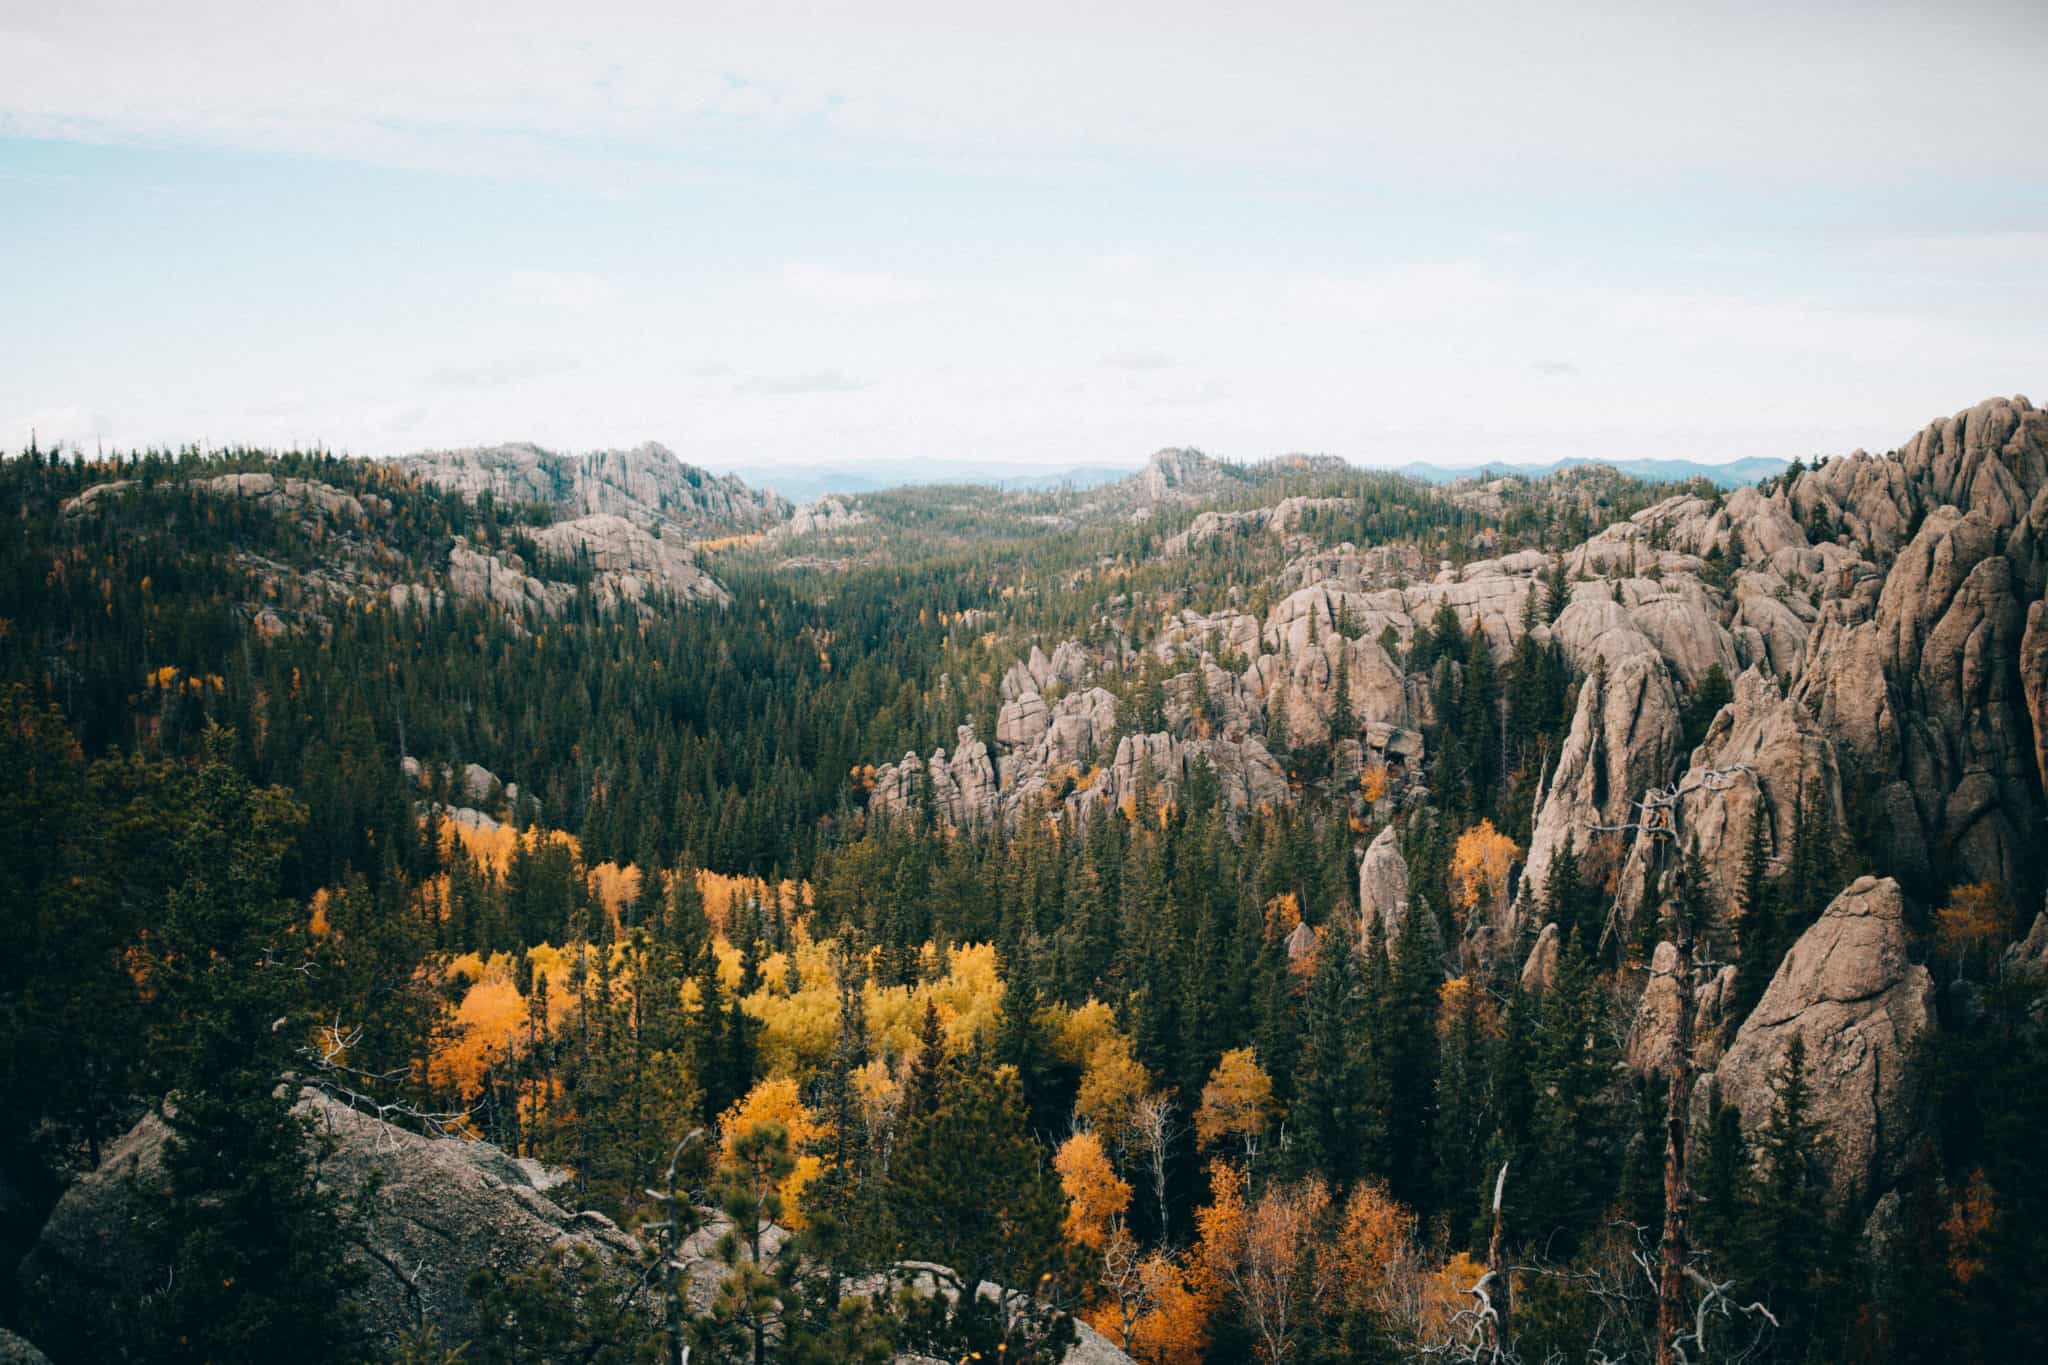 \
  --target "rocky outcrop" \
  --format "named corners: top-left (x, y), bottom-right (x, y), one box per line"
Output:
top-left (1137, 448), bottom-right (1232, 504)
top-left (533, 513), bottom-right (730, 606)
top-left (1895, 396), bottom-right (2048, 586)
top-left (1164, 497), bottom-right (1356, 555)
top-left (1625, 942), bottom-right (1736, 1075)
top-left (1698, 877), bottom-right (1934, 1202)
top-left (1358, 826), bottom-right (1411, 945)
top-left (64, 472), bottom-right (375, 527)
top-left (16, 1089), bottom-right (652, 1359)
top-left (444, 515), bottom-right (729, 621)
top-left (1247, 633), bottom-right (1406, 749)
top-left (1613, 666), bottom-right (1842, 935)
top-left (1519, 922), bottom-right (1561, 997)
top-left (1518, 653), bottom-right (1683, 951)
top-left (1001, 642), bottom-right (1091, 700)
top-left (2000, 902), bottom-right (2048, 982)
top-left (781, 495), bottom-right (869, 537)
top-left (394, 441), bottom-right (791, 536)
top-left (1357, 823), bottom-right (1443, 967)
top-left (2025, 600), bottom-right (2048, 798)
top-left (1798, 500), bottom-right (2040, 894)
top-left (0, 1331), bottom-right (50, 1365)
